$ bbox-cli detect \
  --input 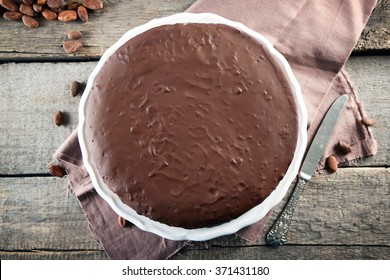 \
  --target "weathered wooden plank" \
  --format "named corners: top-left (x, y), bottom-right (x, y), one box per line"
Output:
top-left (0, 0), bottom-right (197, 61)
top-left (1, 168), bottom-right (388, 256)
top-left (172, 245), bottom-right (390, 260)
top-left (0, 0), bottom-right (388, 62)
top-left (355, 0), bottom-right (390, 53)
top-left (344, 56), bottom-right (390, 166)
top-left (0, 56), bottom-right (388, 175)
top-left (0, 250), bottom-right (108, 260)
top-left (1, 245), bottom-right (388, 260)
top-left (0, 177), bottom-right (102, 251)
top-left (0, 62), bottom-right (95, 174)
